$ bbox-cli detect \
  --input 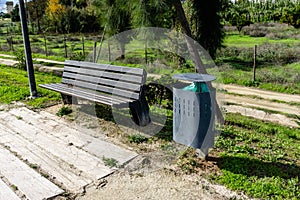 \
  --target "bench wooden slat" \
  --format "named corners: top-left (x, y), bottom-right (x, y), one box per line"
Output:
top-left (62, 72), bottom-right (141, 92)
top-left (63, 66), bottom-right (144, 84)
top-left (50, 84), bottom-right (130, 103)
top-left (61, 79), bottom-right (140, 100)
top-left (40, 84), bottom-right (131, 105)
top-left (40, 83), bottom-right (126, 104)
top-left (65, 60), bottom-right (144, 76)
